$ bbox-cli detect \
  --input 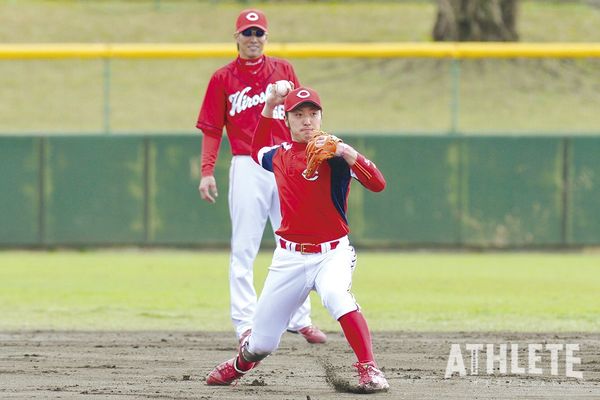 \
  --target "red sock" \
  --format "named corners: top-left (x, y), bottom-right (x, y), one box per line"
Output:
top-left (338, 310), bottom-right (374, 364)
top-left (236, 353), bottom-right (254, 372)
